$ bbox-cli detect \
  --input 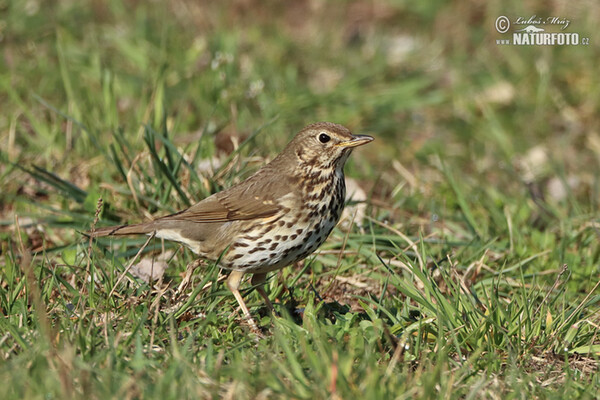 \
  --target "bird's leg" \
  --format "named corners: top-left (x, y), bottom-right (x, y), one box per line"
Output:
top-left (176, 259), bottom-right (203, 297)
top-left (250, 272), bottom-right (276, 313)
top-left (226, 270), bottom-right (258, 330)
